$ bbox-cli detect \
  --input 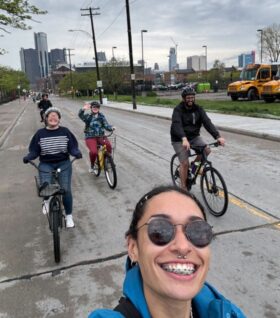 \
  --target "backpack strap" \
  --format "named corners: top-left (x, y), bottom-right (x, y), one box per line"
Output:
top-left (114, 297), bottom-right (142, 318)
